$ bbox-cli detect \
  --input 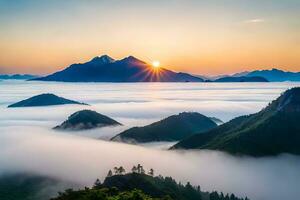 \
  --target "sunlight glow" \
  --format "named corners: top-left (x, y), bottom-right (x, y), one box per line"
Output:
top-left (152, 61), bottom-right (160, 68)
